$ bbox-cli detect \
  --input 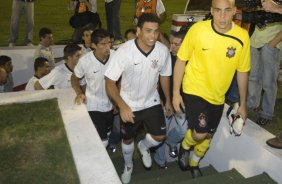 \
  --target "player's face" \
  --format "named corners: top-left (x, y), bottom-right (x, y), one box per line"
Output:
top-left (82, 30), bottom-right (93, 44)
top-left (211, 0), bottom-right (236, 33)
top-left (4, 60), bottom-right (13, 73)
top-left (41, 61), bottom-right (50, 76)
top-left (170, 36), bottom-right (182, 56)
top-left (126, 32), bottom-right (137, 41)
top-left (41, 34), bottom-right (53, 47)
top-left (137, 22), bottom-right (160, 49)
top-left (94, 37), bottom-right (111, 57)
top-left (71, 50), bottom-right (82, 65)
